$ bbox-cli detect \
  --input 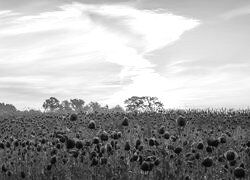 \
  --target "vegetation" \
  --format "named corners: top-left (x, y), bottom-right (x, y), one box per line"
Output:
top-left (0, 98), bottom-right (249, 179)
top-left (0, 103), bottom-right (17, 115)
top-left (42, 97), bottom-right (122, 114)
top-left (124, 96), bottom-right (164, 112)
